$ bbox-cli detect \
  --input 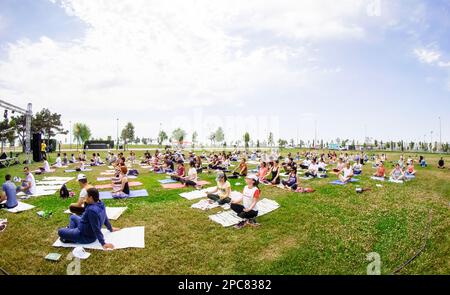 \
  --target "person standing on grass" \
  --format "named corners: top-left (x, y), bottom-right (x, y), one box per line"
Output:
top-left (232, 175), bottom-right (261, 229)
top-left (58, 188), bottom-right (120, 250)
top-left (69, 174), bottom-right (92, 215)
top-left (18, 167), bottom-right (36, 195)
top-left (40, 141), bottom-right (47, 160)
top-left (0, 175), bottom-right (18, 209)
top-left (207, 172), bottom-right (232, 205)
